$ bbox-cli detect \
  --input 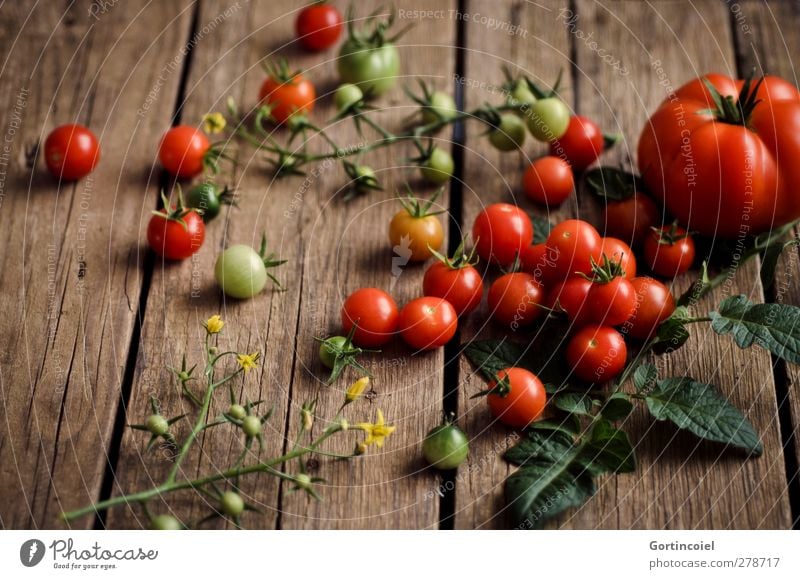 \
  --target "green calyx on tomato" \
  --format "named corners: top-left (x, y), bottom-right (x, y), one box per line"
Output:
top-left (185, 182), bottom-right (237, 222)
top-left (215, 234), bottom-right (287, 299)
top-left (471, 373), bottom-right (512, 399)
top-left (700, 75), bottom-right (764, 126)
top-left (396, 183), bottom-right (446, 219)
top-left (422, 414), bottom-right (469, 470)
top-left (429, 235), bottom-right (479, 270)
top-left (582, 254), bottom-right (627, 284)
top-left (343, 161), bottom-right (382, 200)
top-left (315, 322), bottom-right (378, 383)
top-left (152, 186), bottom-right (193, 230)
top-left (652, 221), bottom-right (691, 246)
top-left (406, 80), bottom-right (458, 126)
